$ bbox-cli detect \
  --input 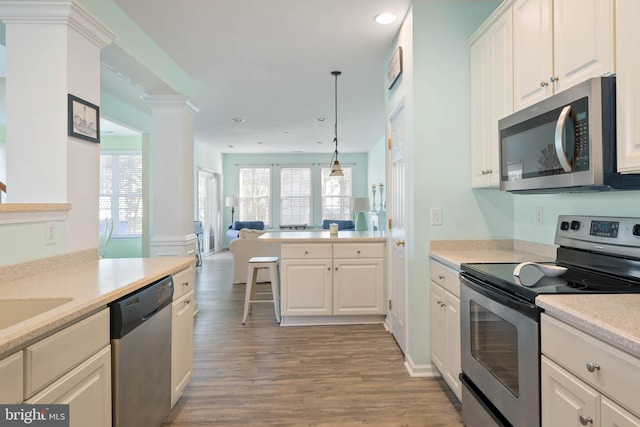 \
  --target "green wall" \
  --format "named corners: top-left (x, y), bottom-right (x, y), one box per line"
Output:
top-left (387, 0), bottom-right (503, 371)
